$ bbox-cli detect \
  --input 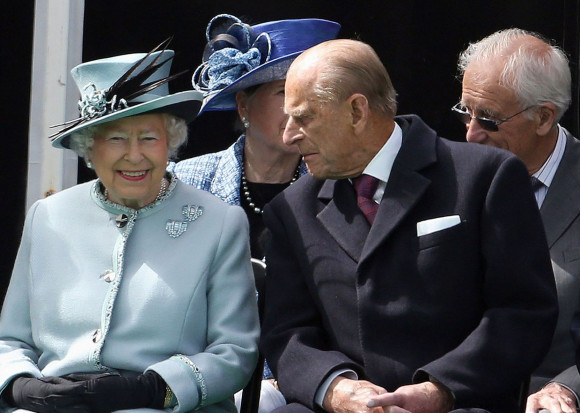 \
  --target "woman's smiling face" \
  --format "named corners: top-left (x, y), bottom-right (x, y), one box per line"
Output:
top-left (89, 113), bottom-right (169, 209)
